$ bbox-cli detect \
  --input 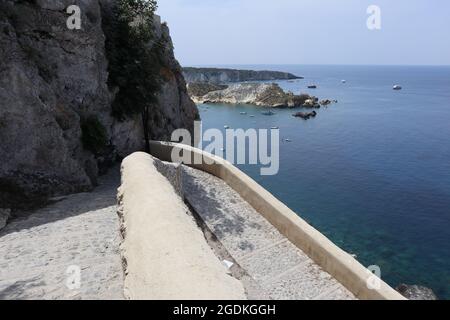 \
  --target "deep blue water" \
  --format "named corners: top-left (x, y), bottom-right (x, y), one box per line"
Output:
top-left (197, 65), bottom-right (450, 299)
